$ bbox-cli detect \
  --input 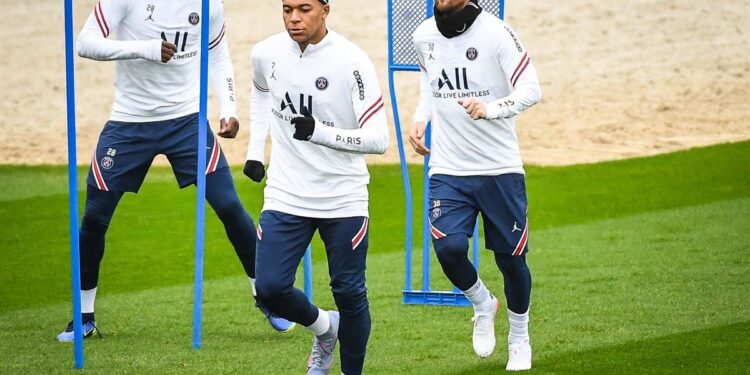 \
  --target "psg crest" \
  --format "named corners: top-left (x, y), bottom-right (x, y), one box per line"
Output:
top-left (101, 156), bottom-right (114, 170)
top-left (189, 12), bottom-right (200, 25)
top-left (466, 47), bottom-right (478, 61)
top-left (315, 77), bottom-right (329, 90)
